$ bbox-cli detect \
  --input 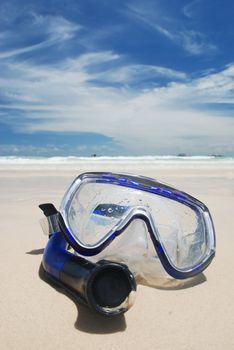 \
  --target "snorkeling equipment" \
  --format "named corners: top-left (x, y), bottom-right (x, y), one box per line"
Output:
top-left (39, 172), bottom-right (215, 316)
top-left (39, 203), bottom-right (136, 316)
